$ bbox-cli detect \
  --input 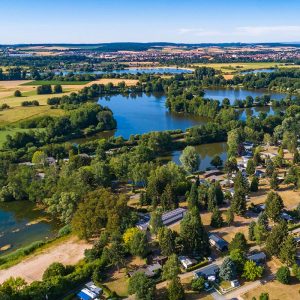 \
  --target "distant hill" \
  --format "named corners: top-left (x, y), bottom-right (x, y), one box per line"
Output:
top-left (1, 42), bottom-right (300, 52)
